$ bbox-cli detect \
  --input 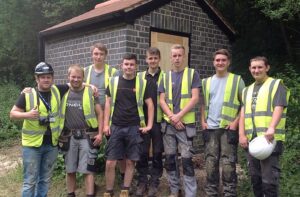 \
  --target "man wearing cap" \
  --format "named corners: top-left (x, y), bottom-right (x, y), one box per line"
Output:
top-left (239, 56), bottom-right (290, 197)
top-left (10, 62), bottom-right (70, 197)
